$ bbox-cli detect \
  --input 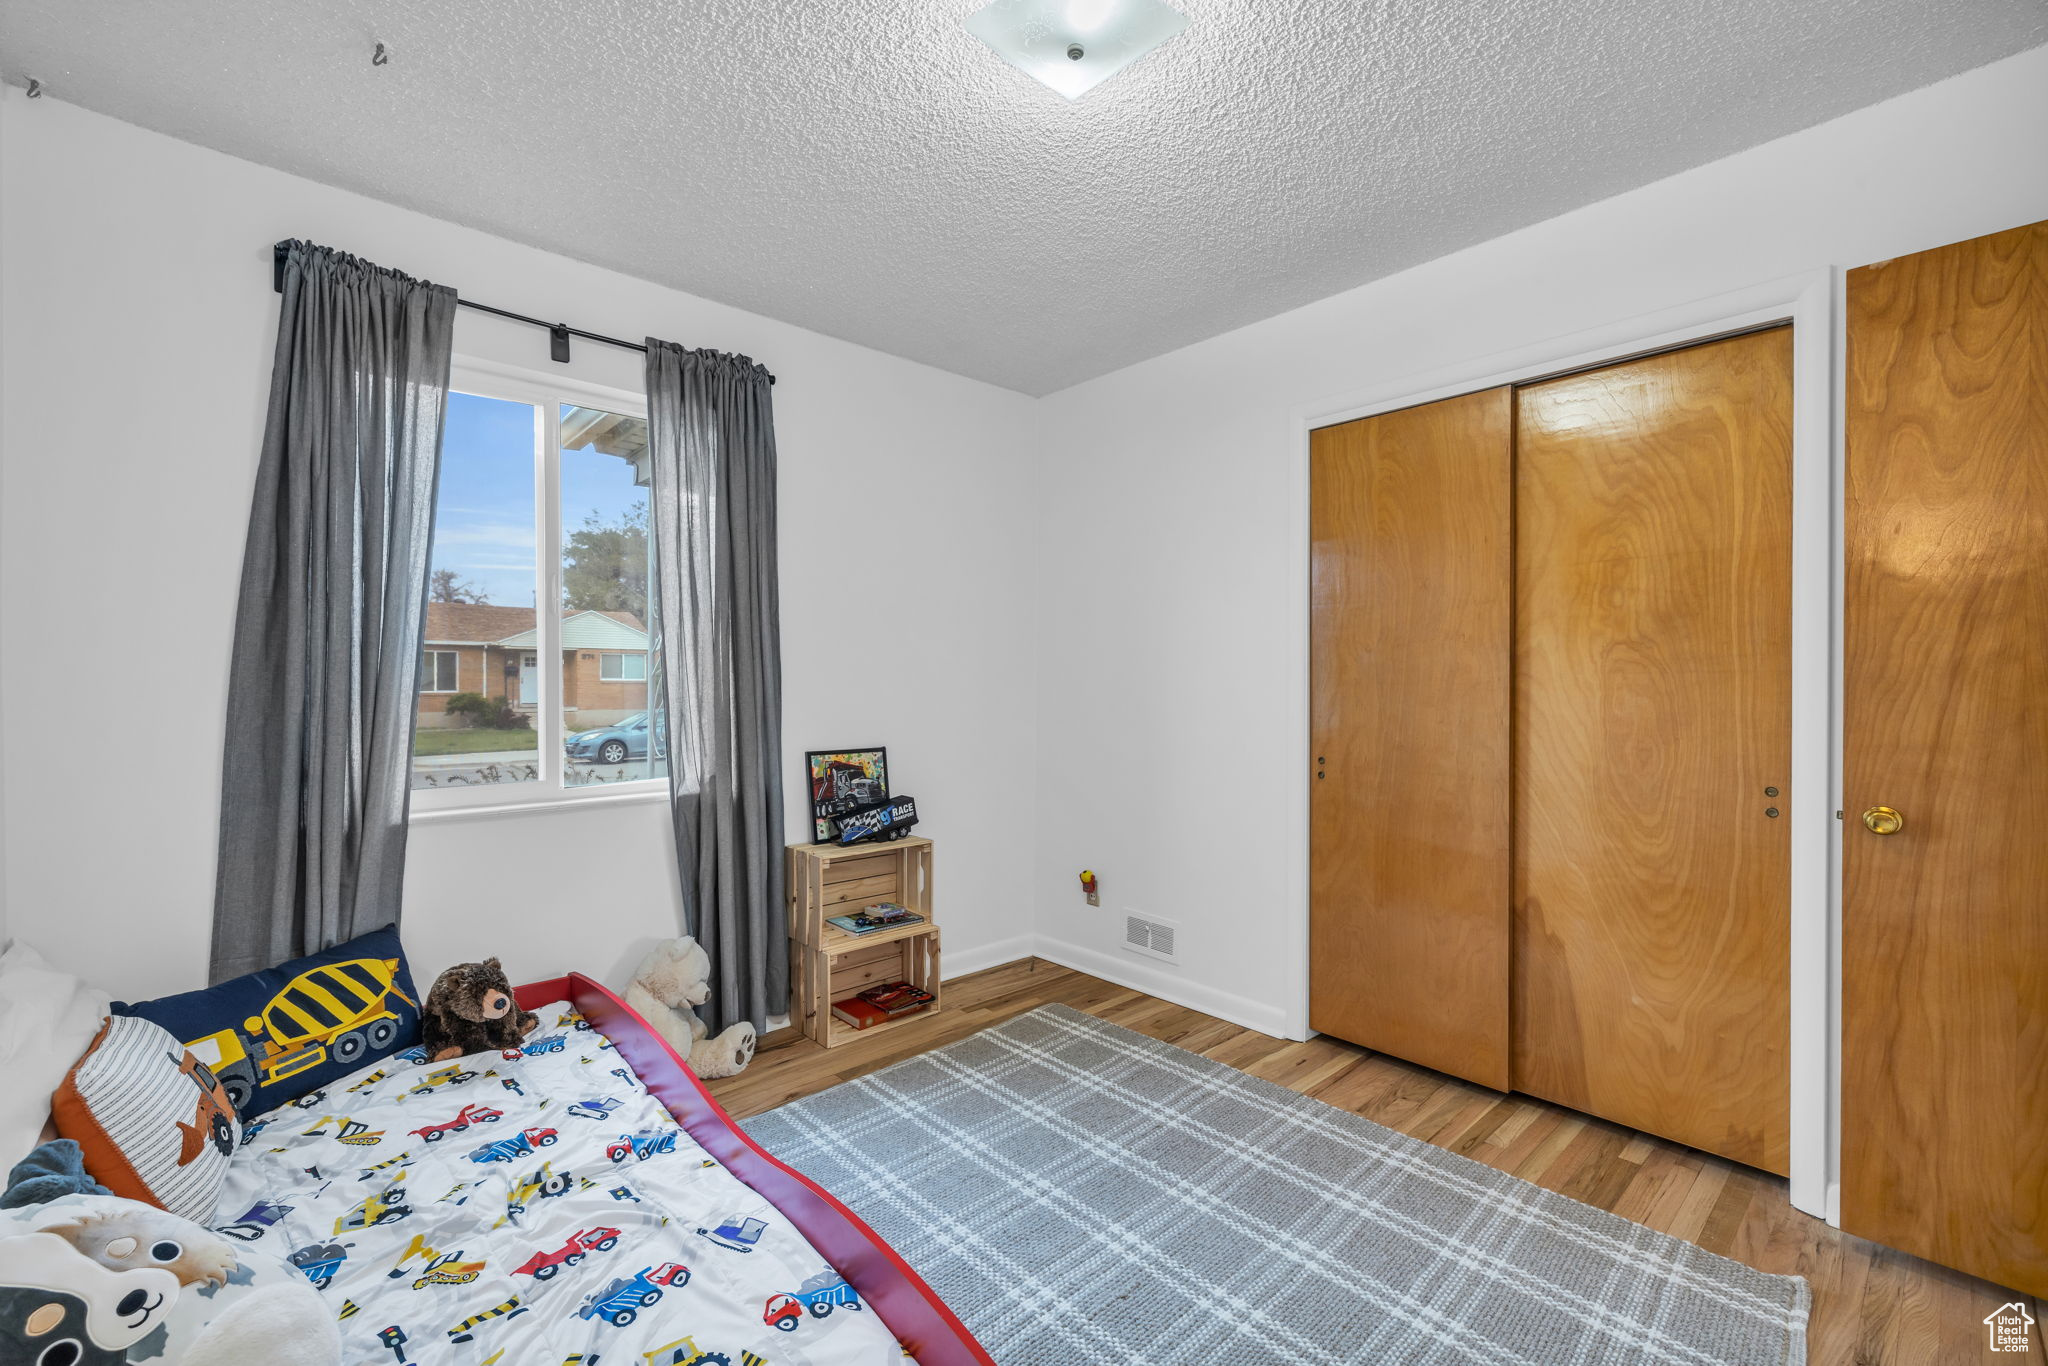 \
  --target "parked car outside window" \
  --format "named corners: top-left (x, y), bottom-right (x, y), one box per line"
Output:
top-left (564, 711), bottom-right (667, 768)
